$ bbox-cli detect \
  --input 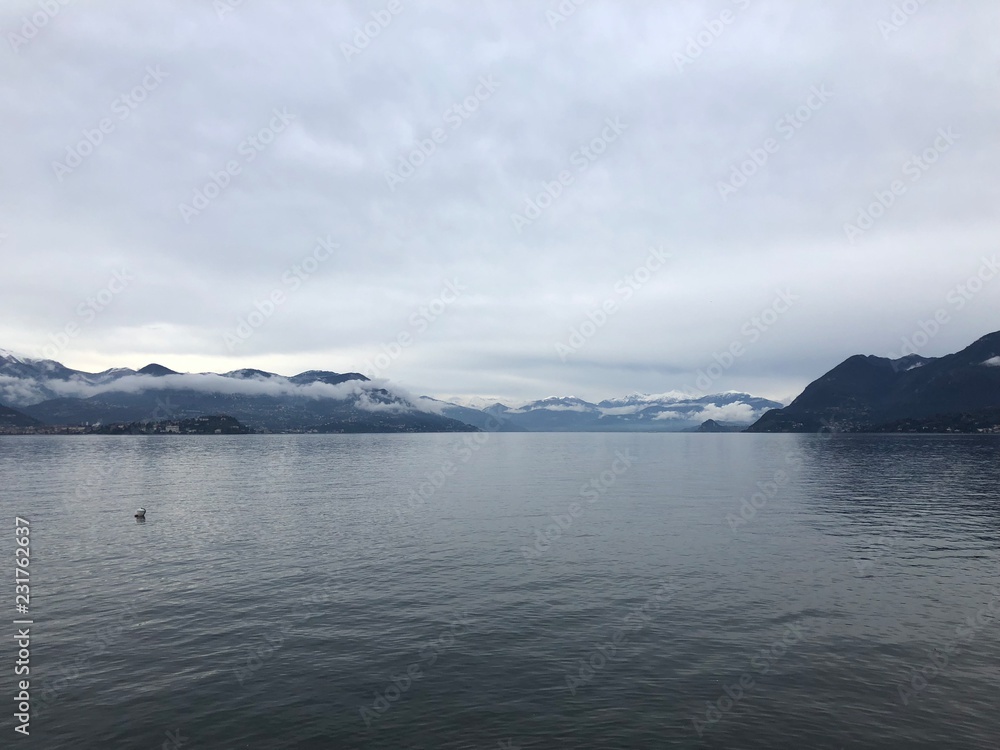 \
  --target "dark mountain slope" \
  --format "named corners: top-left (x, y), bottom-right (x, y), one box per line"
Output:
top-left (748, 331), bottom-right (1000, 432)
top-left (0, 403), bottom-right (40, 427)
